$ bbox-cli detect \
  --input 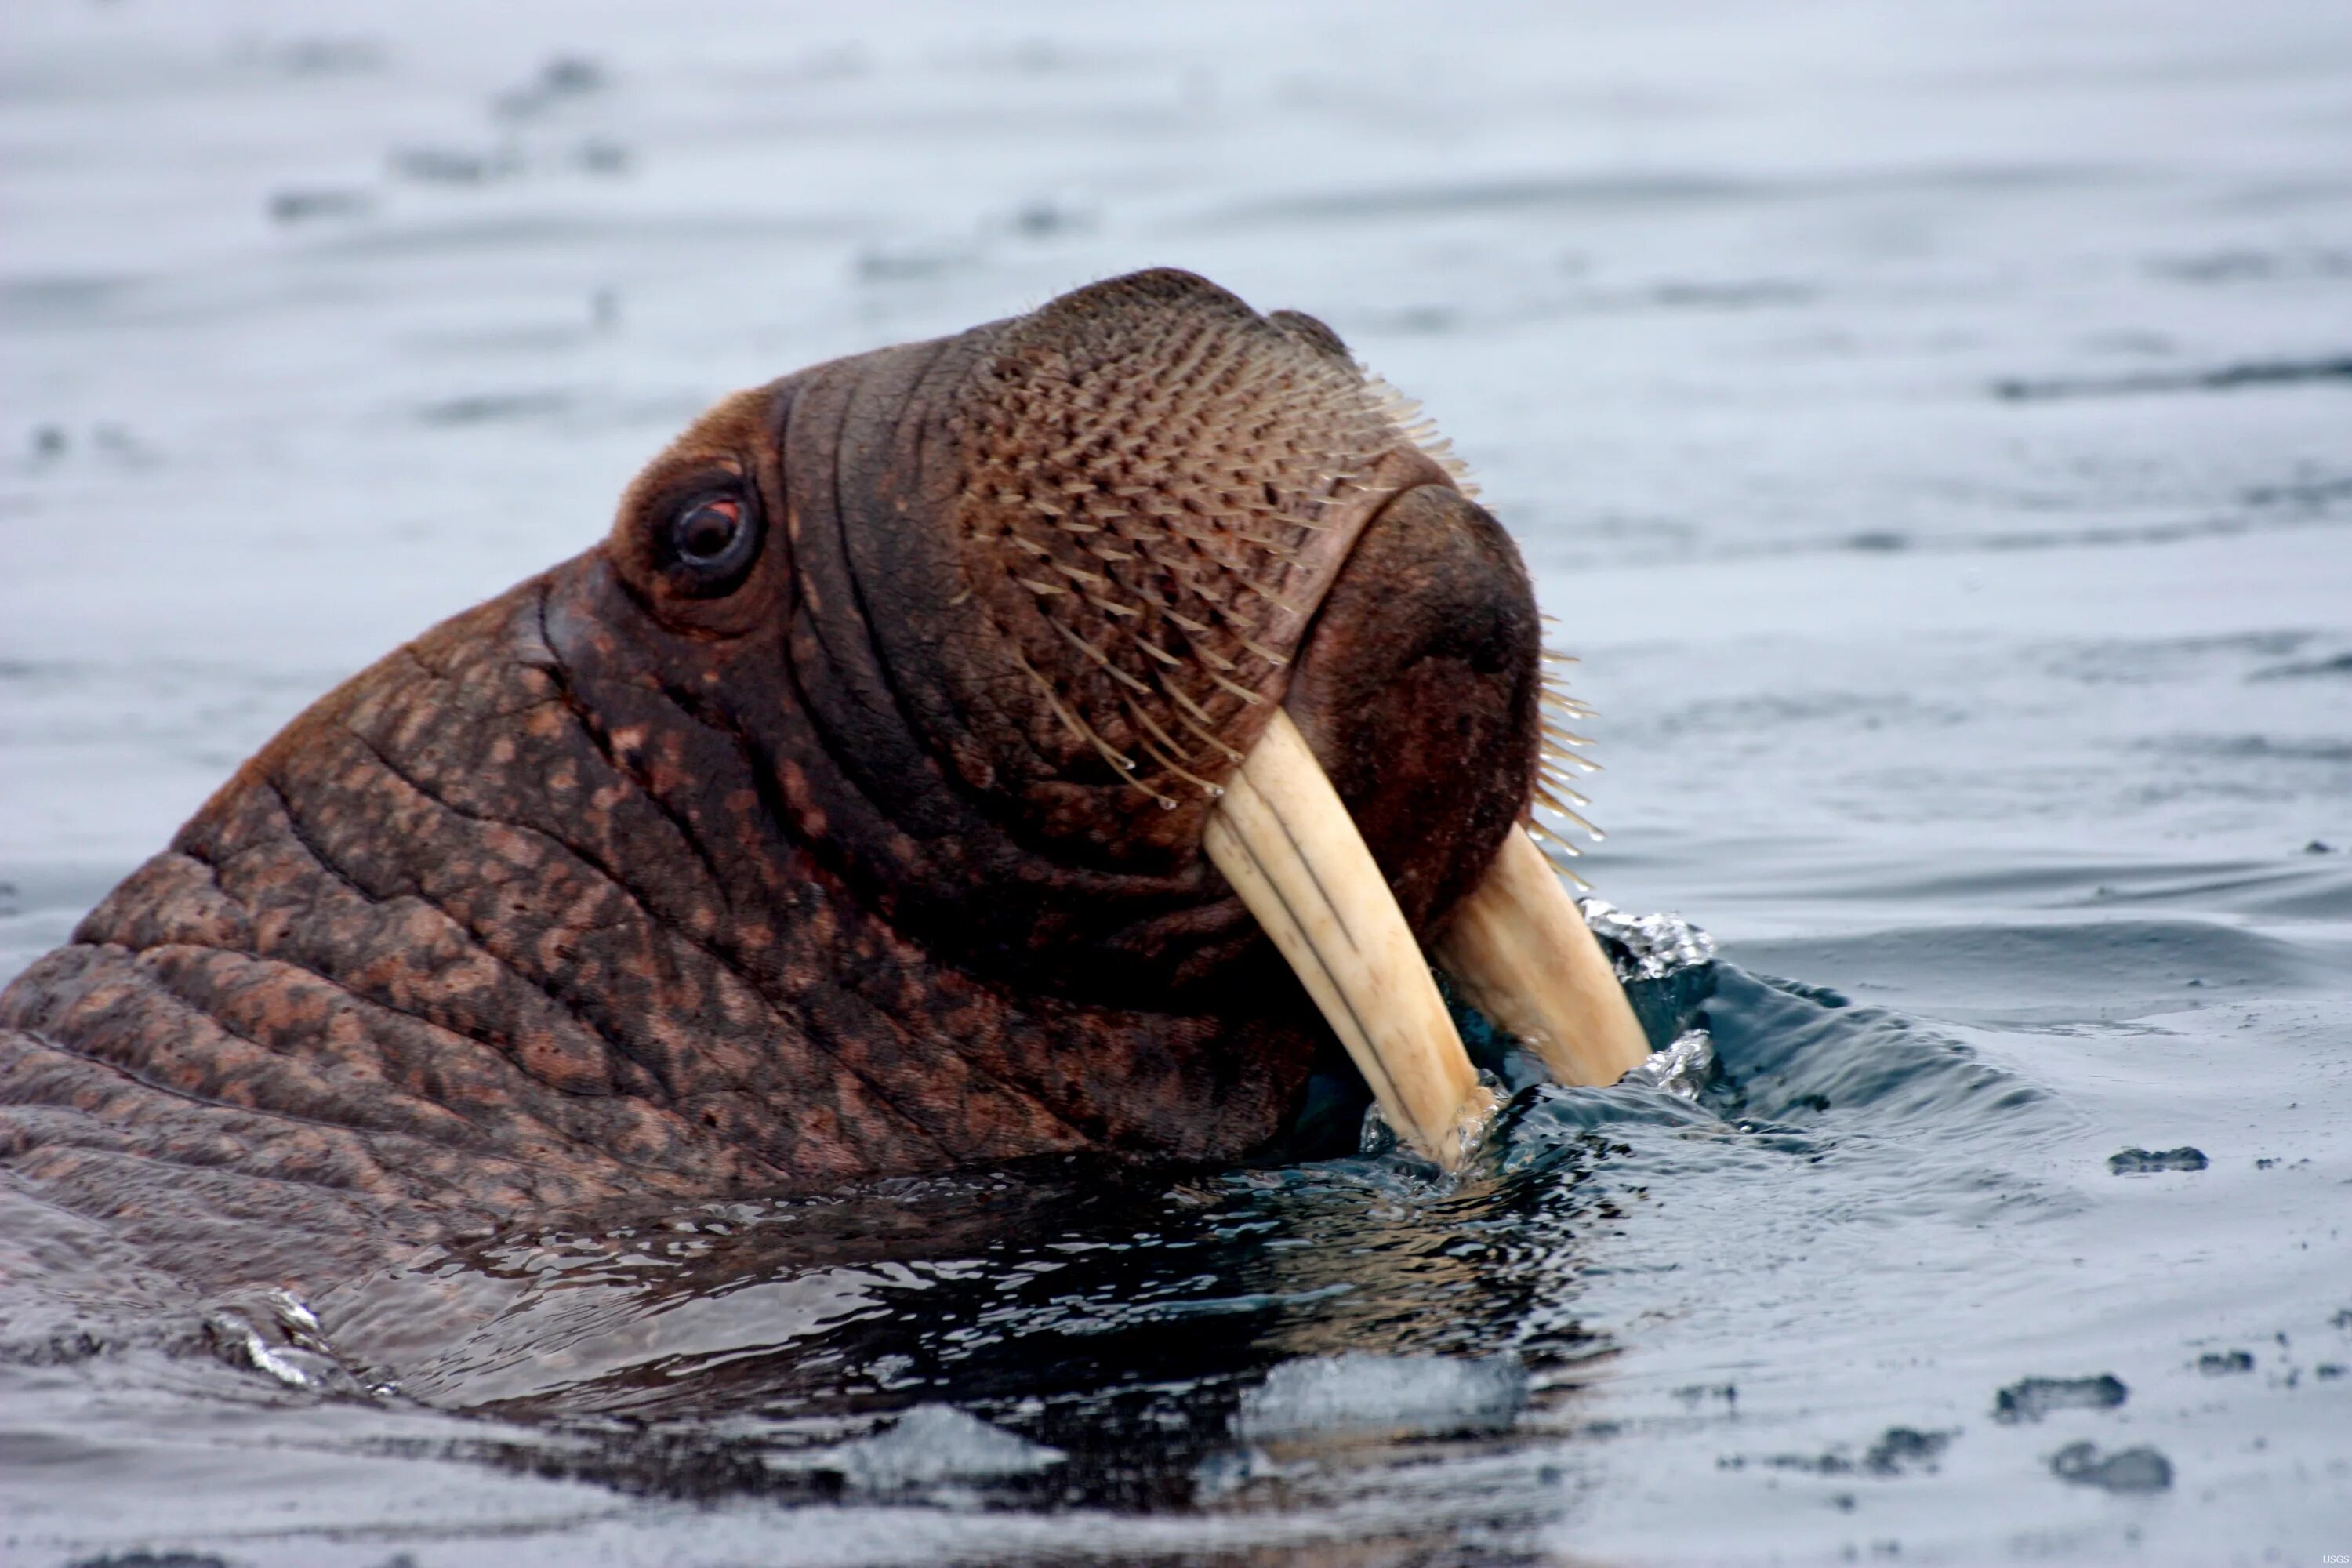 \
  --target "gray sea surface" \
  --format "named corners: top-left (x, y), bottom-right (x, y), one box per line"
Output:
top-left (3, 2), bottom-right (2349, 1563)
